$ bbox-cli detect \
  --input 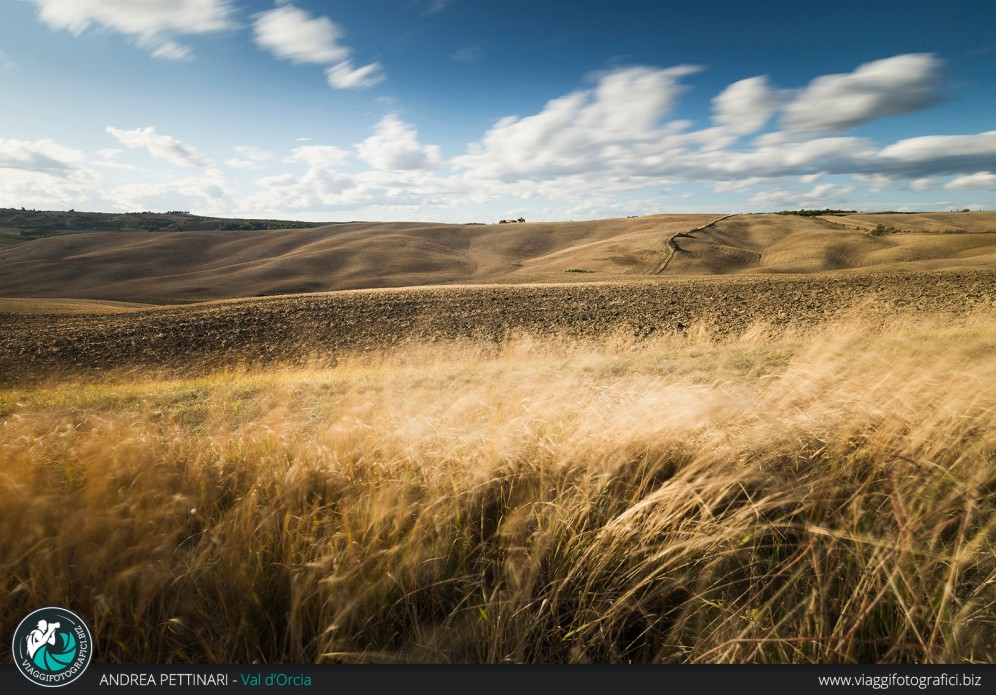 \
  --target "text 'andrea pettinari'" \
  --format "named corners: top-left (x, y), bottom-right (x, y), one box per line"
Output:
top-left (99, 673), bottom-right (230, 686)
